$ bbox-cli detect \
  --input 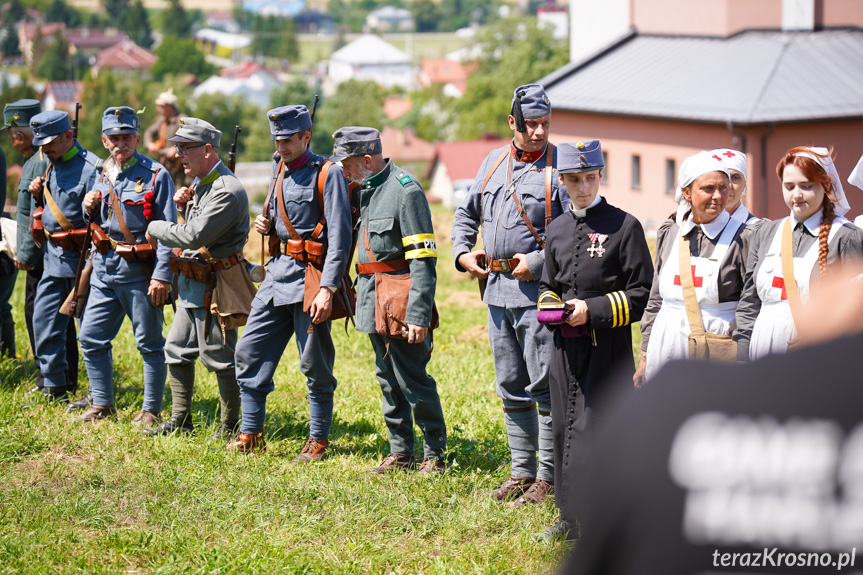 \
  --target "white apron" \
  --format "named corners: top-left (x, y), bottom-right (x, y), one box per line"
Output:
top-left (749, 217), bottom-right (842, 360)
top-left (646, 219), bottom-right (743, 381)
